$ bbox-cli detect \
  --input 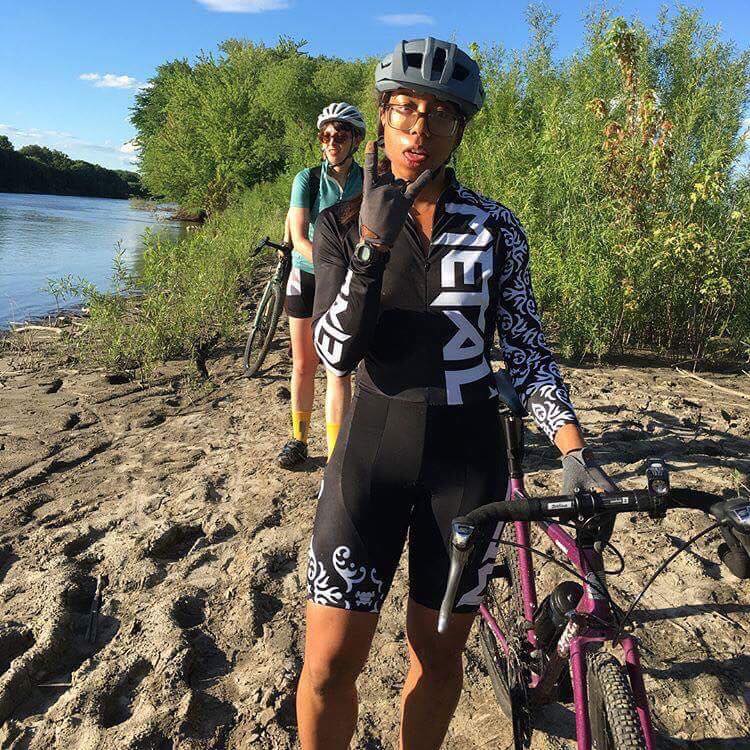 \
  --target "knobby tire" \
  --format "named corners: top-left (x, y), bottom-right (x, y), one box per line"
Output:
top-left (586, 650), bottom-right (647, 750)
top-left (243, 281), bottom-right (284, 378)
